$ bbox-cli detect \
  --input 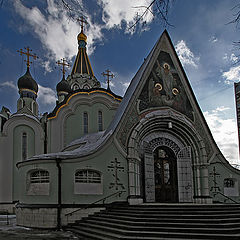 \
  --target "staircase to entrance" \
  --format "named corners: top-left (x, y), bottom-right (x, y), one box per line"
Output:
top-left (64, 203), bottom-right (240, 239)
